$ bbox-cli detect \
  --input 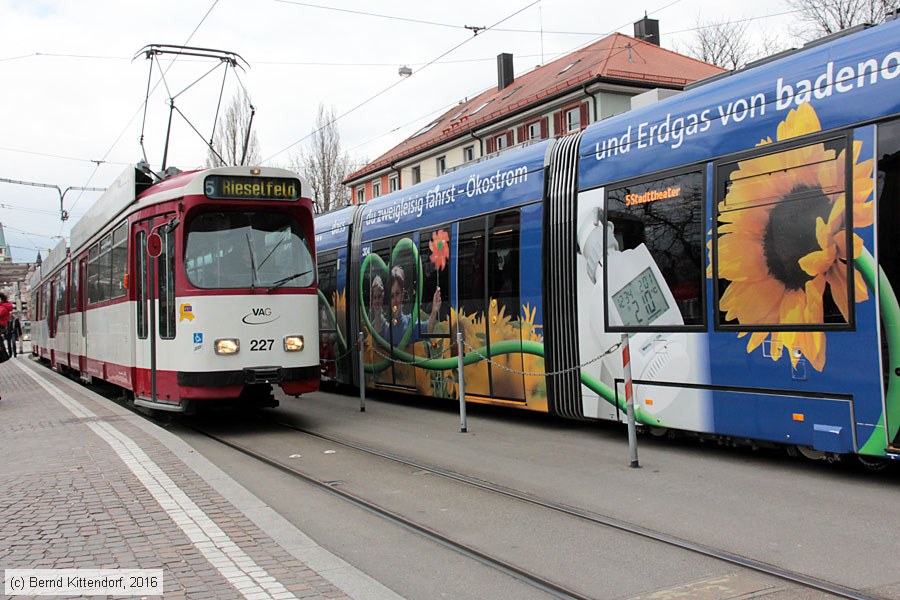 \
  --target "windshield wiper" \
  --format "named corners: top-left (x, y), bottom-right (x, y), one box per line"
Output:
top-left (245, 233), bottom-right (259, 289)
top-left (266, 269), bottom-right (311, 293)
top-left (257, 228), bottom-right (289, 270)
